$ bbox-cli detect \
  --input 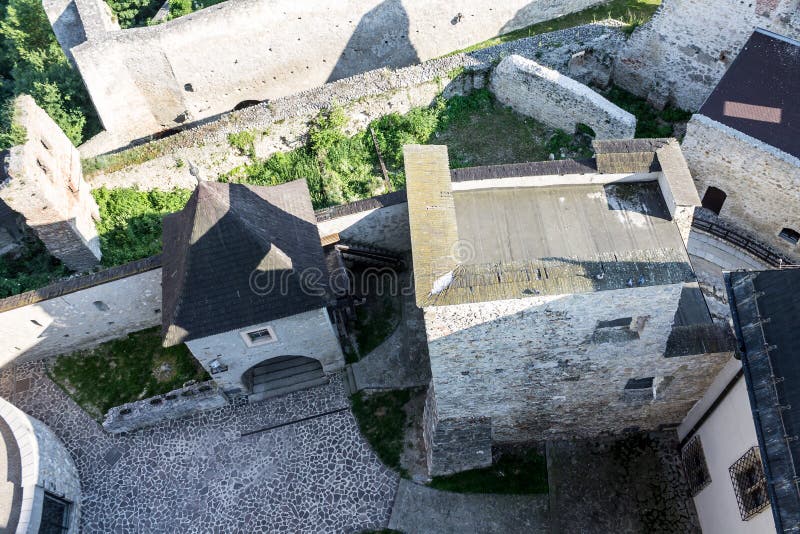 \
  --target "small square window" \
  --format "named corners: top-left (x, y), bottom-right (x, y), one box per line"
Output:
top-left (625, 377), bottom-right (654, 390)
top-left (729, 446), bottom-right (770, 520)
top-left (40, 492), bottom-right (72, 533)
top-left (682, 435), bottom-right (711, 496)
top-left (240, 326), bottom-right (277, 347)
top-left (778, 228), bottom-right (800, 245)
